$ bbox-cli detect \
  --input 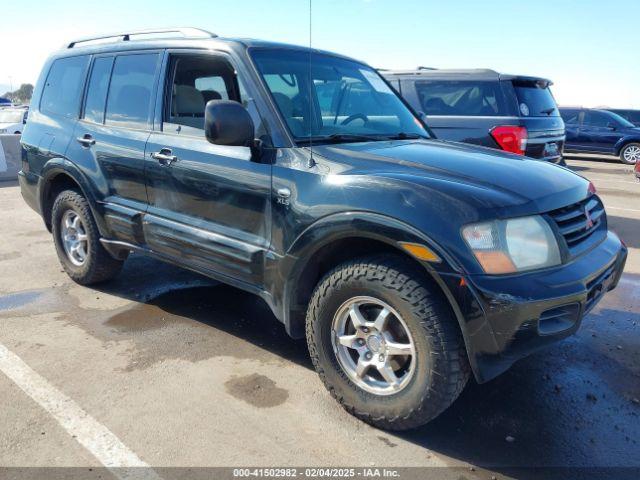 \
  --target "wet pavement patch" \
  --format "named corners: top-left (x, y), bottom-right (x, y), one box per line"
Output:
top-left (396, 275), bottom-right (640, 473)
top-left (224, 373), bottom-right (288, 408)
top-left (95, 284), bottom-right (311, 372)
top-left (0, 290), bottom-right (44, 311)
